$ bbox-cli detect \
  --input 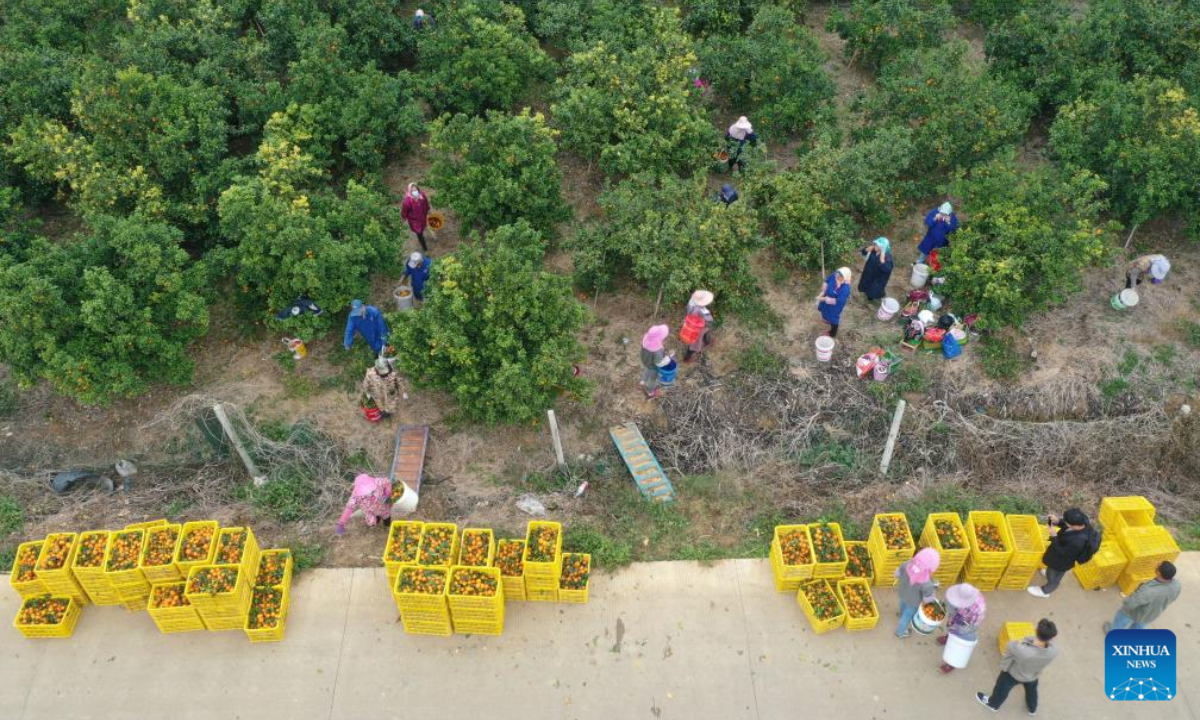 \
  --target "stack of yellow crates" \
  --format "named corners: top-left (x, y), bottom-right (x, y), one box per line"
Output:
top-left (494, 539), bottom-right (526, 601)
top-left (1099, 496), bottom-right (1155, 539)
top-left (139, 524), bottom-right (183, 584)
top-left (245, 548), bottom-right (294, 643)
top-left (10, 540), bottom-right (48, 599)
top-left (1115, 525), bottom-right (1180, 595)
top-left (35, 533), bottom-right (89, 606)
top-left (393, 566), bottom-right (452, 636)
top-left (147, 581), bottom-right (206, 634)
top-left (963, 511), bottom-right (1013, 591)
top-left (447, 566), bottom-right (505, 635)
top-left (920, 513), bottom-right (970, 586)
top-left (770, 525), bottom-right (814, 592)
top-left (997, 621), bottom-right (1035, 654)
top-left (185, 564), bottom-right (252, 631)
top-left (998, 515), bottom-right (1046, 590)
top-left (868, 513), bottom-right (915, 587)
top-left (523, 521), bottom-right (563, 602)
top-left (71, 531), bottom-right (119, 605)
top-left (104, 529), bottom-right (152, 610)
top-left (383, 521), bottom-right (424, 589)
top-left (1074, 539), bottom-right (1127, 590)
top-left (558, 553), bottom-right (591, 604)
